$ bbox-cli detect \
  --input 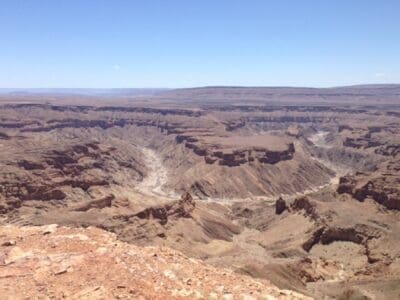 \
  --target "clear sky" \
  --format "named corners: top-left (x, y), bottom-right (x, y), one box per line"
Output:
top-left (1, 0), bottom-right (399, 88)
